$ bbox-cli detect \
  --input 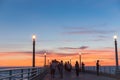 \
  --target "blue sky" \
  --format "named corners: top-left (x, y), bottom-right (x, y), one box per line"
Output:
top-left (0, 0), bottom-right (120, 53)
